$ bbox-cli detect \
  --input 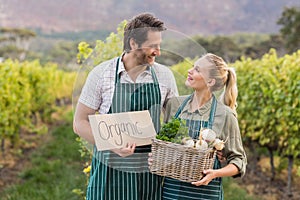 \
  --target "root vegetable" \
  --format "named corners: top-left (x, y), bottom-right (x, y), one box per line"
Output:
top-left (213, 139), bottom-right (225, 150)
top-left (195, 140), bottom-right (208, 150)
top-left (201, 129), bottom-right (216, 143)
